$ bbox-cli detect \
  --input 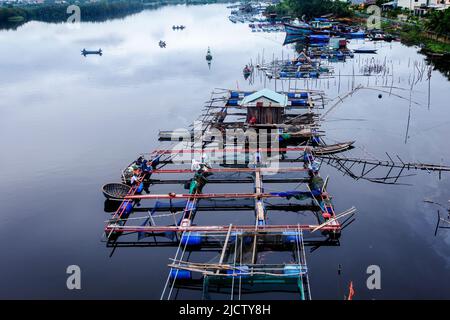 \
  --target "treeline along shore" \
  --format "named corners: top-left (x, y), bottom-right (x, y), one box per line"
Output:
top-left (0, 0), bottom-right (231, 29)
top-left (267, 0), bottom-right (450, 55)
